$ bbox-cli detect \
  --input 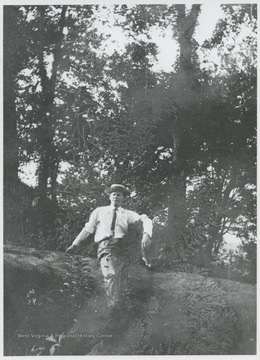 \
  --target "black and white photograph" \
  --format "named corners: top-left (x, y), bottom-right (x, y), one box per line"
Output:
top-left (3, 2), bottom-right (257, 356)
